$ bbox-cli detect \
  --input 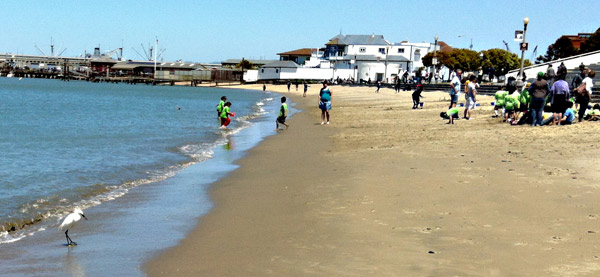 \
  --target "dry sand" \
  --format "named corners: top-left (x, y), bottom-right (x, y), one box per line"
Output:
top-left (146, 83), bottom-right (600, 276)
